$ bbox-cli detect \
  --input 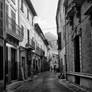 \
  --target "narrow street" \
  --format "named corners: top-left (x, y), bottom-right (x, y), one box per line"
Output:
top-left (14, 72), bottom-right (72, 92)
top-left (1, 0), bottom-right (92, 91)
